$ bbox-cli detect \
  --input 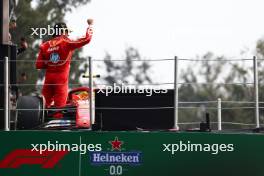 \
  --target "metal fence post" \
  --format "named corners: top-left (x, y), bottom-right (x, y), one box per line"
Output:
top-left (174, 56), bottom-right (179, 130)
top-left (4, 56), bottom-right (9, 131)
top-left (88, 57), bottom-right (94, 129)
top-left (253, 56), bottom-right (260, 129)
top-left (217, 98), bottom-right (222, 131)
